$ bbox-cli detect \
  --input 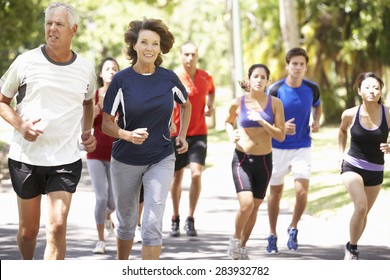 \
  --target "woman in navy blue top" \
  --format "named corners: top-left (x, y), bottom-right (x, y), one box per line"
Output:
top-left (102, 18), bottom-right (191, 260)
top-left (339, 72), bottom-right (390, 260)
